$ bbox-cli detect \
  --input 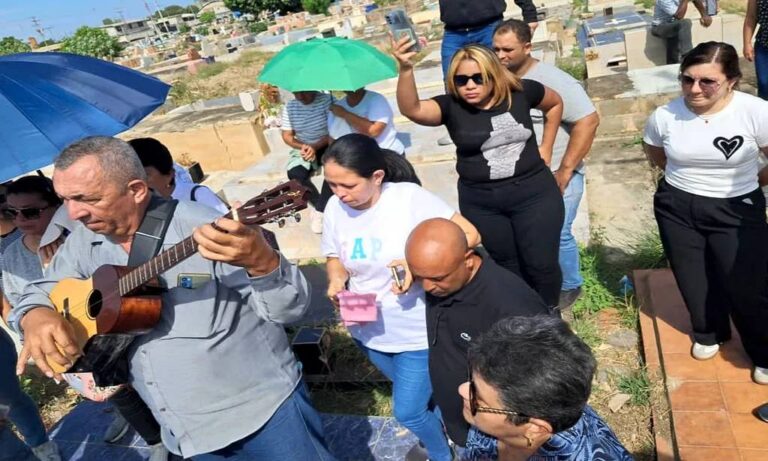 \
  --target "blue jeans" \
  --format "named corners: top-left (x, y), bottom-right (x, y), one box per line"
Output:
top-left (193, 382), bottom-right (335, 460)
top-left (0, 329), bottom-right (48, 449)
top-left (358, 344), bottom-right (453, 461)
top-left (560, 171), bottom-right (585, 291)
top-left (755, 43), bottom-right (768, 100)
top-left (441, 21), bottom-right (500, 78)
